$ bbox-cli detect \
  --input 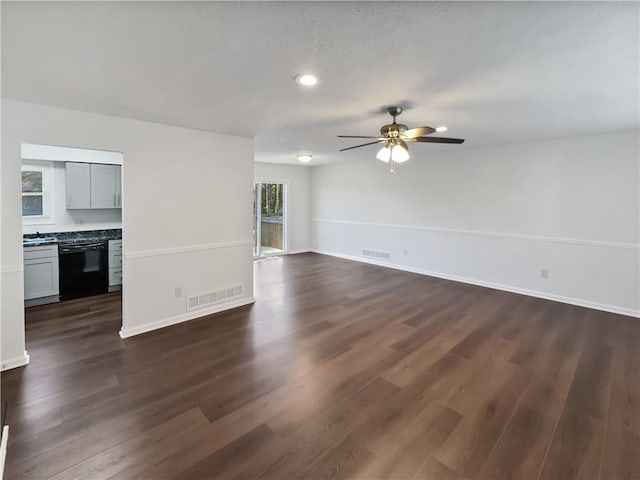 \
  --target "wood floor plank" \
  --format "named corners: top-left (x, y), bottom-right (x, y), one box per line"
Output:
top-left (433, 369), bottom-right (532, 476)
top-left (50, 407), bottom-right (209, 480)
top-left (539, 408), bottom-right (605, 479)
top-left (415, 457), bottom-right (462, 480)
top-left (440, 336), bottom-right (519, 416)
top-left (1, 253), bottom-right (632, 480)
top-left (355, 401), bottom-right (461, 479)
top-left (564, 342), bottom-right (614, 421)
top-left (298, 435), bottom-right (374, 480)
top-left (400, 352), bottom-right (471, 404)
top-left (449, 295), bottom-right (519, 360)
top-left (260, 377), bottom-right (399, 479)
top-left (600, 319), bottom-right (640, 480)
top-left (478, 404), bottom-right (554, 479)
top-left (518, 307), bottom-right (587, 420)
top-left (383, 312), bottom-right (482, 388)
top-left (267, 349), bottom-right (406, 439)
top-left (172, 423), bottom-right (280, 479)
